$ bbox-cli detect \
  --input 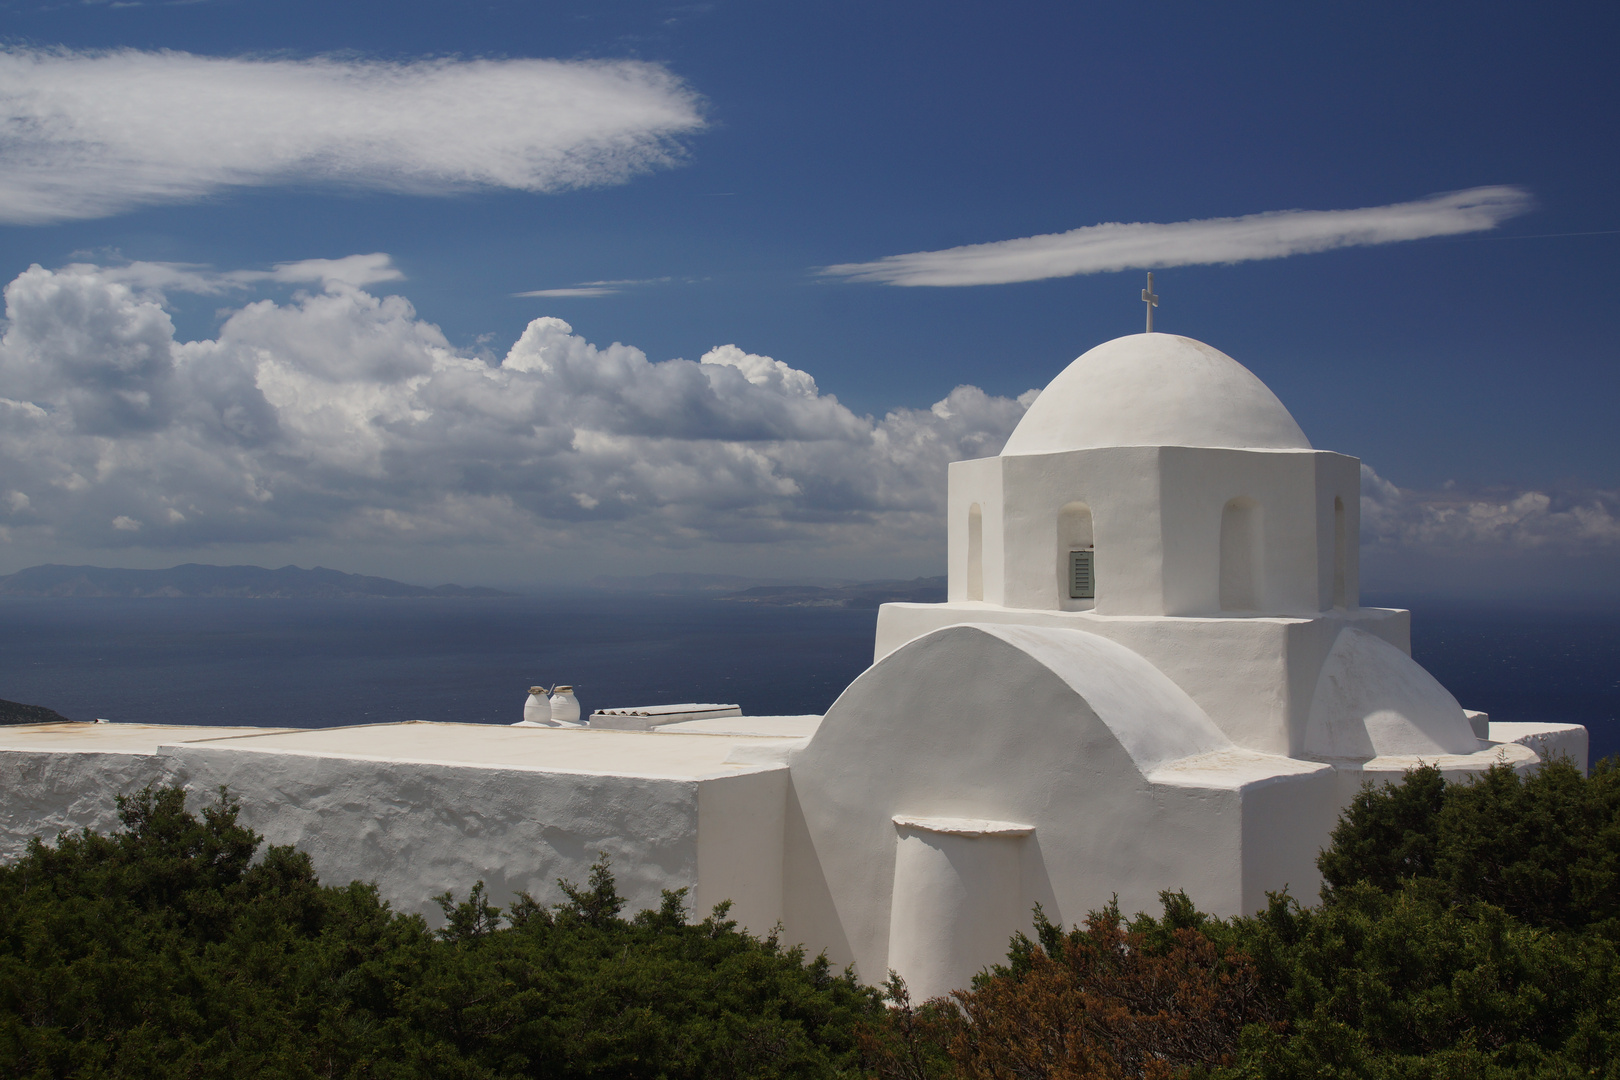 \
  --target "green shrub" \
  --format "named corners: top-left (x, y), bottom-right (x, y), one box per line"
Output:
top-left (10, 758), bottom-right (1620, 1079)
top-left (1321, 757), bottom-right (1620, 934)
top-left (862, 758), bottom-right (1620, 1080)
top-left (1223, 758), bottom-right (1620, 1079)
top-left (0, 785), bottom-right (880, 1079)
